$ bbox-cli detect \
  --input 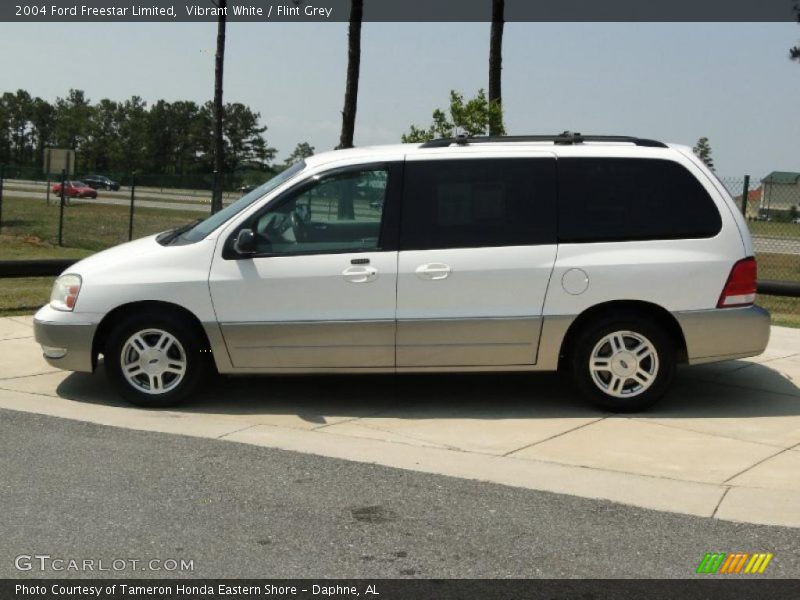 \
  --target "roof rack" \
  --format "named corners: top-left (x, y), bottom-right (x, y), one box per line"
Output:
top-left (420, 131), bottom-right (668, 149)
